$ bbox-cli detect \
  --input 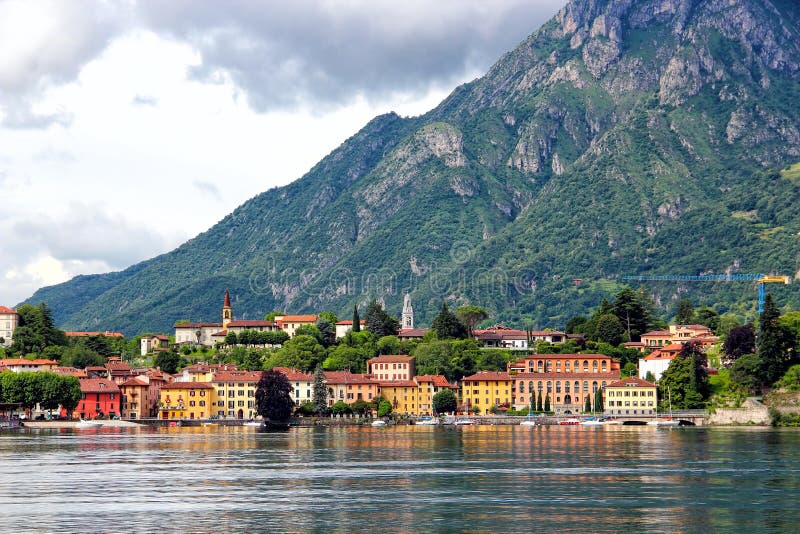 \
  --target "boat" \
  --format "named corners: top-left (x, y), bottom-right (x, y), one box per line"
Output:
top-left (453, 419), bottom-right (475, 426)
top-left (647, 388), bottom-right (680, 427)
top-left (416, 417), bottom-right (439, 426)
top-left (371, 420), bottom-right (387, 427)
top-left (75, 419), bottom-right (103, 429)
top-left (579, 417), bottom-right (605, 426)
top-left (558, 418), bottom-right (581, 425)
top-left (243, 420), bottom-right (262, 427)
top-left (519, 413), bottom-right (537, 426)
